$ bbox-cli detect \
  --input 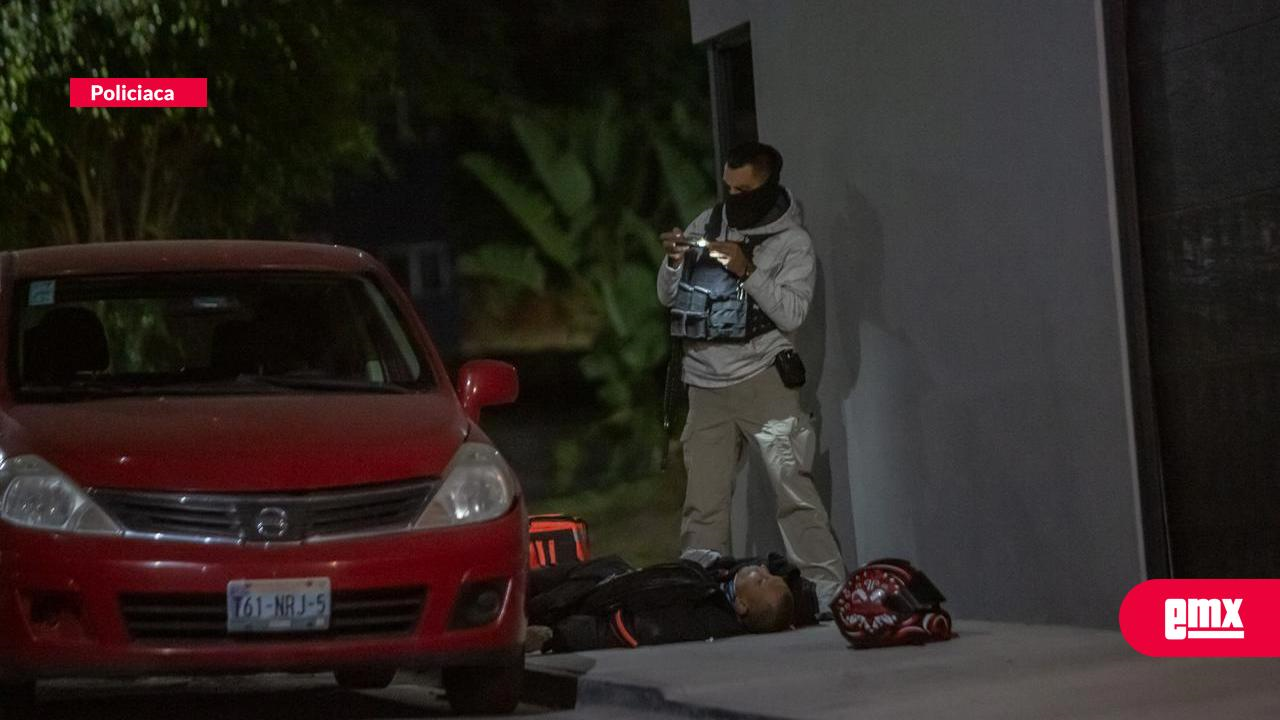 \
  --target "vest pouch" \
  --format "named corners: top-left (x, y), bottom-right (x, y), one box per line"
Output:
top-left (671, 281), bottom-right (753, 341)
top-left (670, 282), bottom-right (711, 339)
top-left (706, 293), bottom-right (749, 339)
